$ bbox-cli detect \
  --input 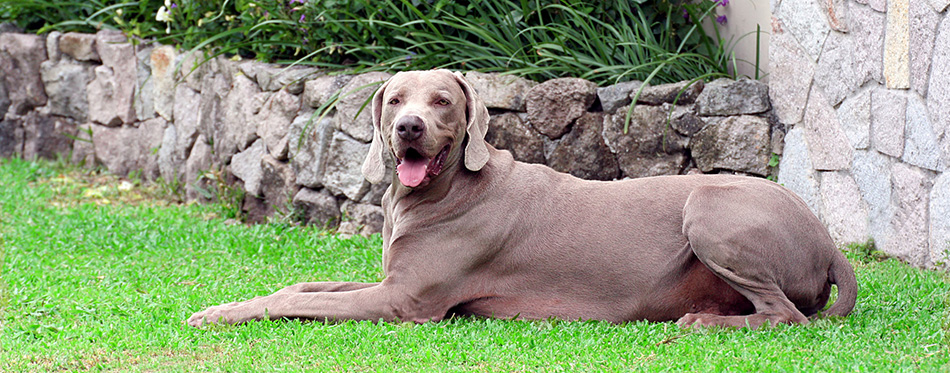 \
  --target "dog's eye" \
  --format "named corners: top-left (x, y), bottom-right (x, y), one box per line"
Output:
top-left (388, 98), bottom-right (400, 105)
top-left (436, 99), bottom-right (450, 106)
